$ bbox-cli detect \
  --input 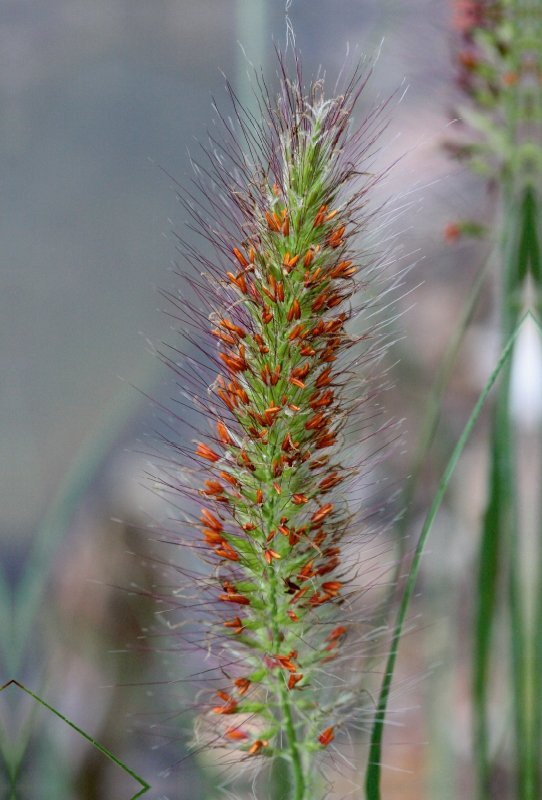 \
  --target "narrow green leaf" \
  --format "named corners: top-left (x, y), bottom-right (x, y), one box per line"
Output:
top-left (1, 681), bottom-right (151, 799)
top-left (517, 188), bottom-right (540, 284)
top-left (509, 528), bottom-right (532, 800)
top-left (534, 304), bottom-right (542, 796)
top-left (536, 466), bottom-right (542, 794)
top-left (364, 315), bottom-right (527, 800)
top-left (472, 360), bottom-right (514, 798)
